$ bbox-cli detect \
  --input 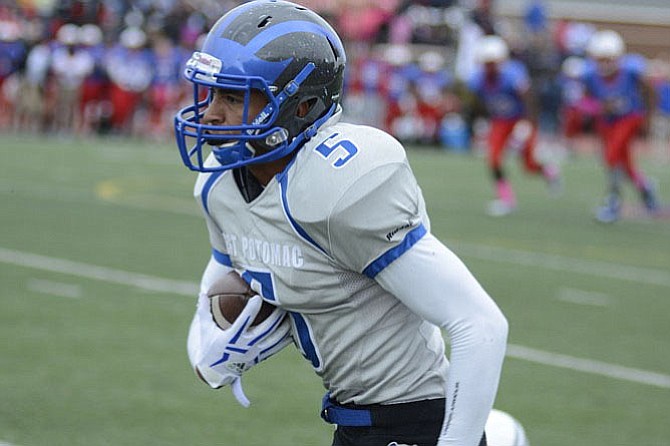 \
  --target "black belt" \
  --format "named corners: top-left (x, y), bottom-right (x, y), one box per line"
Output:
top-left (321, 393), bottom-right (446, 427)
